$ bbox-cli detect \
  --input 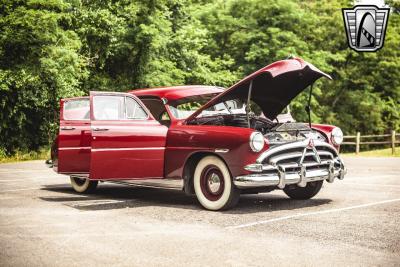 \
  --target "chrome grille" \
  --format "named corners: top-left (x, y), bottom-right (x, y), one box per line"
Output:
top-left (257, 139), bottom-right (339, 169)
